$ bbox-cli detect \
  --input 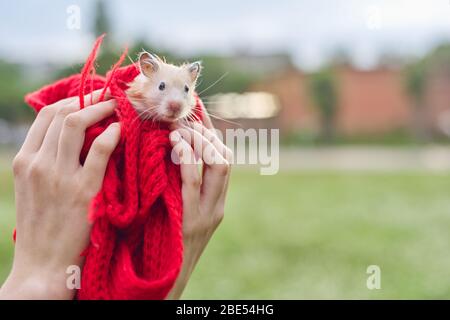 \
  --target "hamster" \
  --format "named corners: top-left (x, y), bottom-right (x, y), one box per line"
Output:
top-left (126, 52), bottom-right (201, 123)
